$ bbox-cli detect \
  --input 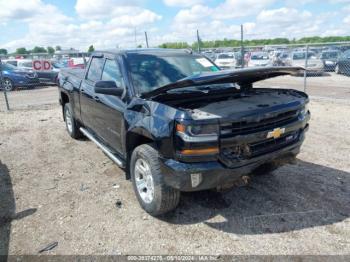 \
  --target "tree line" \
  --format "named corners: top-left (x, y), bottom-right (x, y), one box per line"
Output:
top-left (1, 35), bottom-right (350, 56)
top-left (0, 45), bottom-right (95, 56)
top-left (159, 36), bottom-right (350, 49)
